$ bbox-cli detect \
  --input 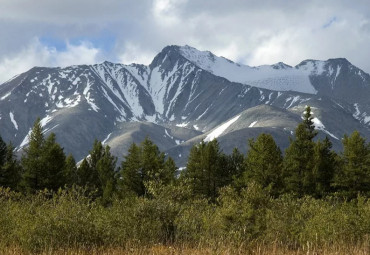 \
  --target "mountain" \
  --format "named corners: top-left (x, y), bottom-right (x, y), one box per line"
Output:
top-left (0, 45), bottom-right (370, 166)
